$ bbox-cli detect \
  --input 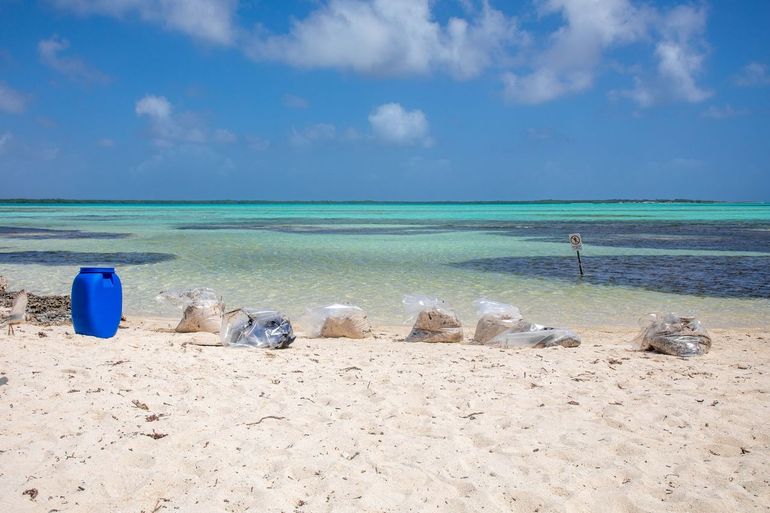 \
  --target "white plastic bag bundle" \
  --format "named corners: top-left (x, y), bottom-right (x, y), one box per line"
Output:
top-left (488, 327), bottom-right (581, 349)
top-left (472, 298), bottom-right (523, 344)
top-left (403, 294), bottom-right (462, 343)
top-left (633, 313), bottom-right (711, 357)
top-left (220, 308), bottom-right (295, 349)
top-left (157, 288), bottom-right (223, 334)
top-left (305, 304), bottom-right (372, 339)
